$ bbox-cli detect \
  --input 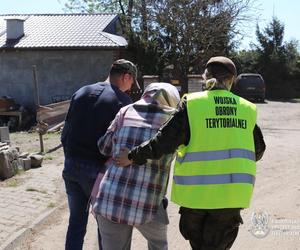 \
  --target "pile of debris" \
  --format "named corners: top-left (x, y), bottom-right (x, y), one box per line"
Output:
top-left (36, 100), bottom-right (69, 134)
top-left (0, 142), bottom-right (44, 180)
top-left (0, 127), bottom-right (43, 180)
